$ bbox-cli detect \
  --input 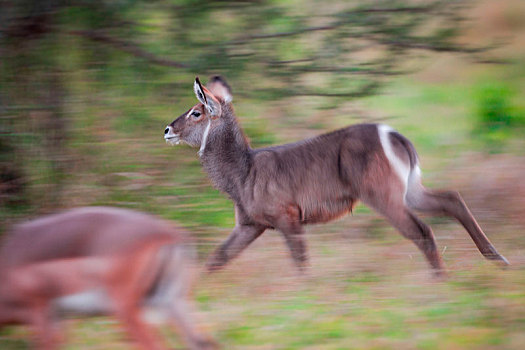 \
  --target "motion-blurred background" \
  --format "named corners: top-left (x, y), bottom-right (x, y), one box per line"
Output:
top-left (1, 0), bottom-right (524, 349)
